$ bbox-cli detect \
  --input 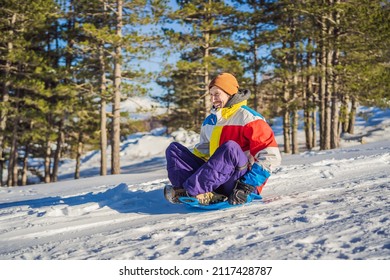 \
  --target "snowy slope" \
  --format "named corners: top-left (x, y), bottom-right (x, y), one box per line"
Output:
top-left (0, 107), bottom-right (389, 260)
